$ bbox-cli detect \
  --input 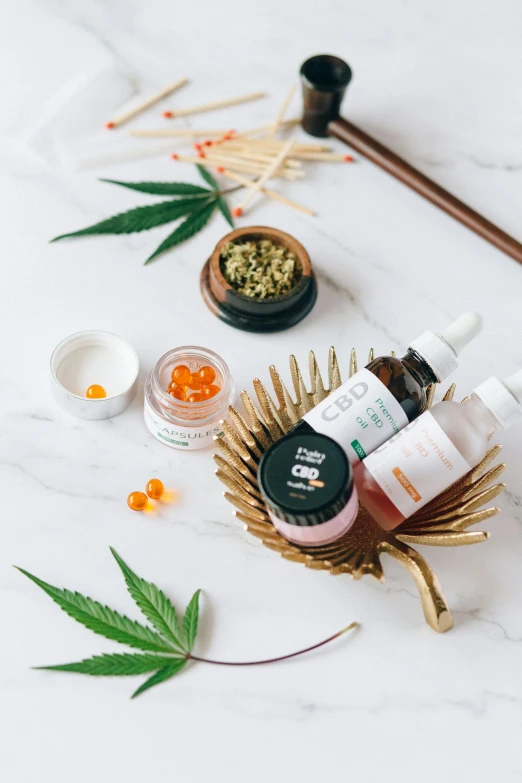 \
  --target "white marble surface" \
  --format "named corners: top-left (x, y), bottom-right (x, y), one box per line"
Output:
top-left (2, 1), bottom-right (522, 780)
